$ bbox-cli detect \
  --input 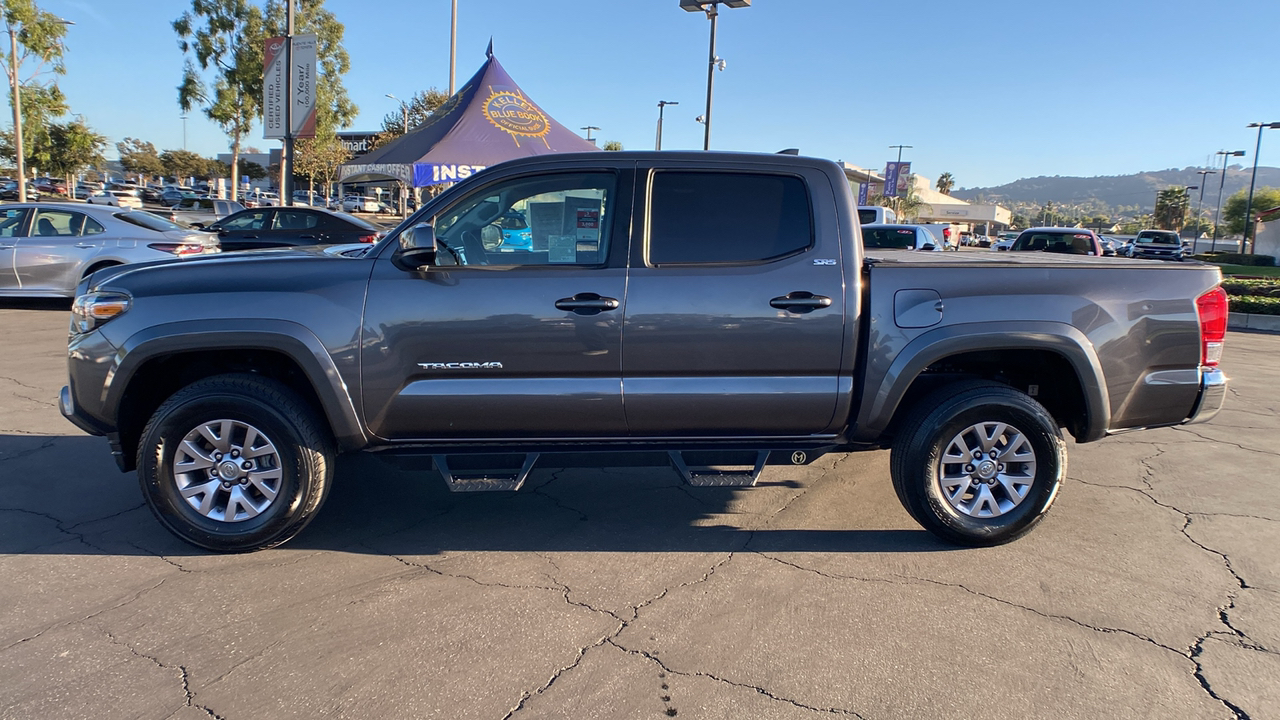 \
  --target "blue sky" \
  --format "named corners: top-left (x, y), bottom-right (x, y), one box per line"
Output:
top-left (40, 0), bottom-right (1280, 188)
